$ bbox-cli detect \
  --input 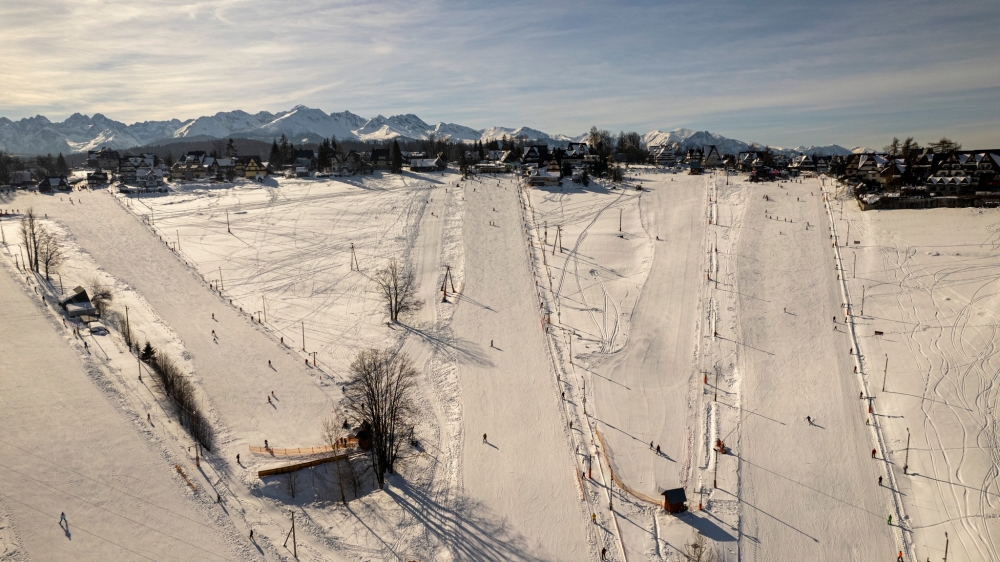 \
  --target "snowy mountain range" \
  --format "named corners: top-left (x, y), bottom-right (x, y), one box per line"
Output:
top-left (0, 106), bottom-right (851, 157)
